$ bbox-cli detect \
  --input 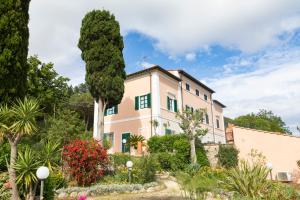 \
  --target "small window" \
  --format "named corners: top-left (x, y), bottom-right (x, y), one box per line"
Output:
top-left (186, 83), bottom-right (190, 91)
top-left (205, 114), bottom-right (209, 124)
top-left (165, 129), bottom-right (172, 135)
top-left (196, 89), bottom-right (200, 96)
top-left (167, 96), bottom-right (178, 112)
top-left (105, 105), bottom-right (118, 116)
top-left (204, 94), bottom-right (208, 101)
top-left (216, 119), bottom-right (220, 129)
top-left (104, 132), bottom-right (114, 147)
top-left (135, 94), bottom-right (151, 110)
